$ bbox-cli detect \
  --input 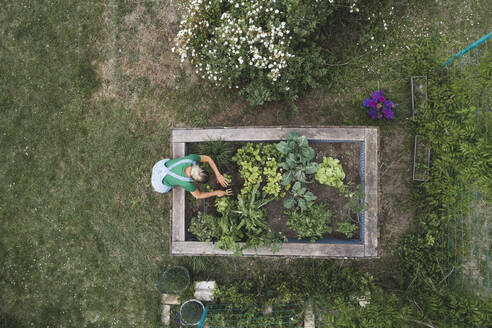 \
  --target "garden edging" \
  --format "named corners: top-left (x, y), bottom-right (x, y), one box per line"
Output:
top-left (170, 126), bottom-right (379, 258)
